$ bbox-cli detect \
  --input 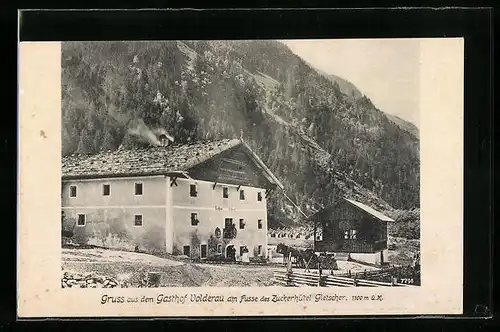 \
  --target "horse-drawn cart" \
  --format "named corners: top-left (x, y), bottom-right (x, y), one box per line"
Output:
top-left (276, 243), bottom-right (338, 272)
